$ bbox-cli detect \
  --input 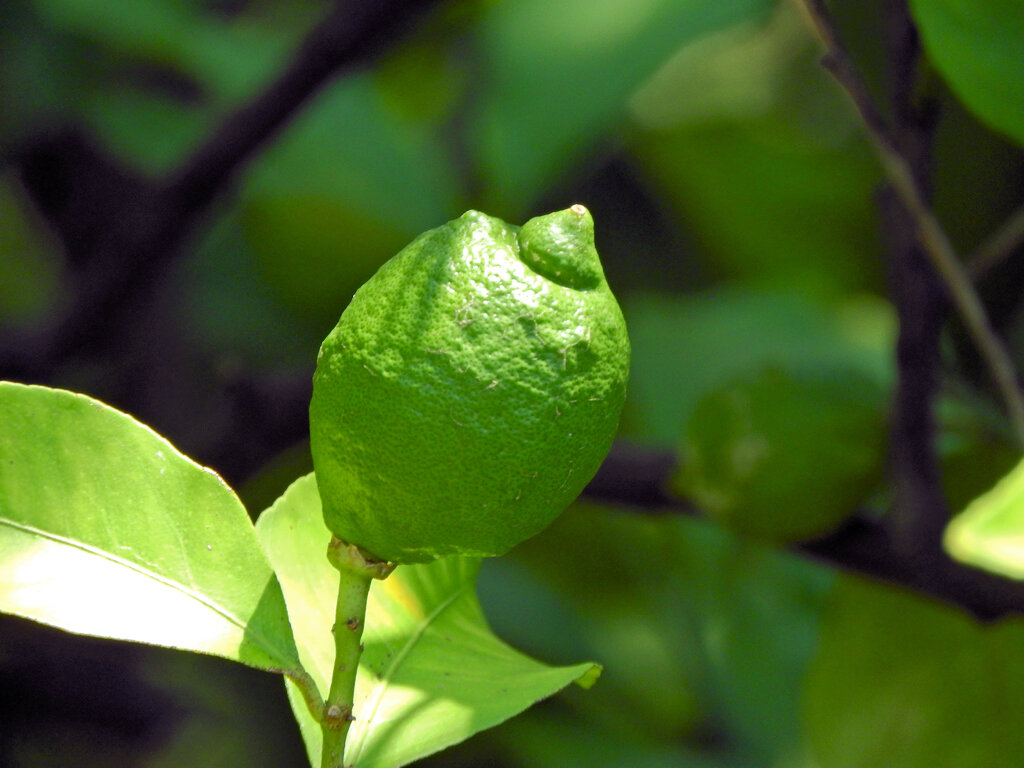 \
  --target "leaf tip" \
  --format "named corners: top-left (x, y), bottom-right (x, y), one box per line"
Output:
top-left (574, 663), bottom-right (602, 690)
